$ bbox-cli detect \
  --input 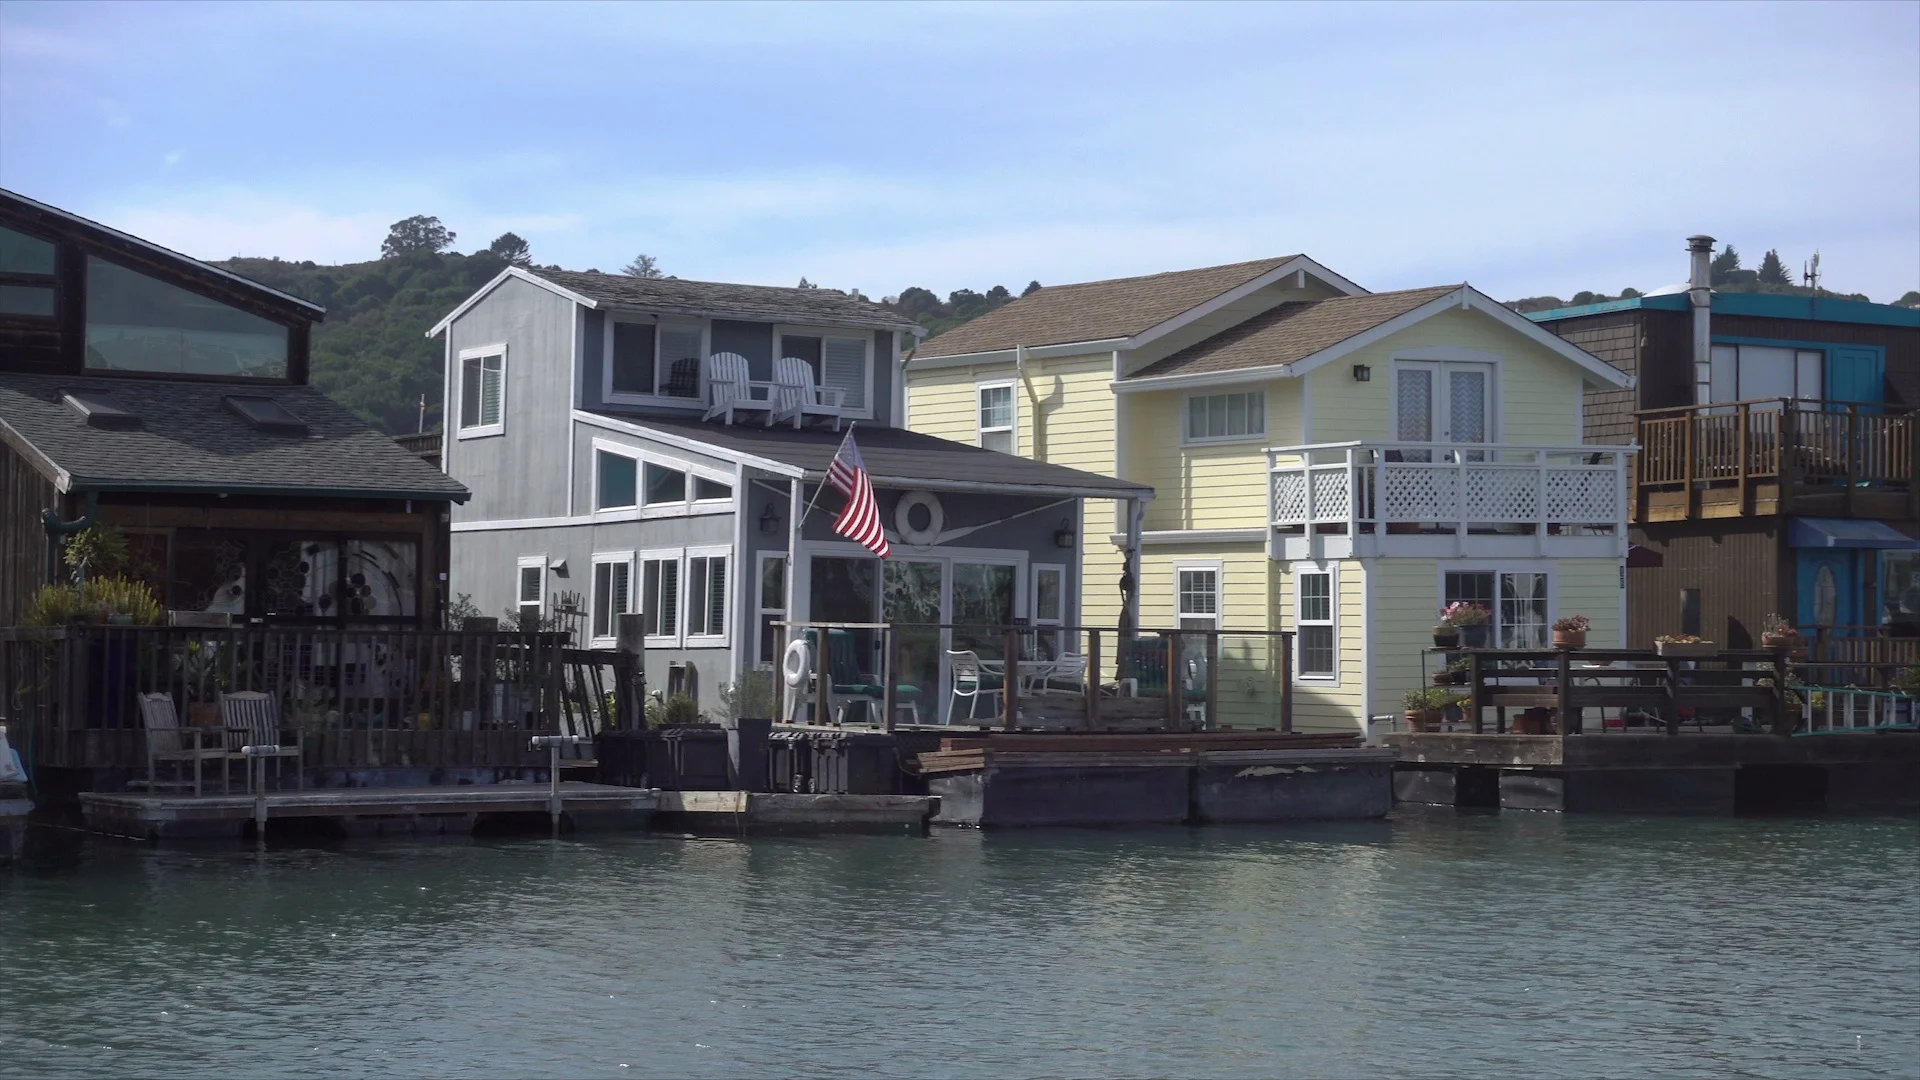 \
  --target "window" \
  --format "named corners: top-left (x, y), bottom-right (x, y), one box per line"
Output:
top-left (643, 463), bottom-right (686, 506)
top-left (658, 323), bottom-right (704, 398)
top-left (1033, 565), bottom-right (1065, 624)
top-left (978, 382), bottom-right (1015, 454)
top-left (596, 450), bottom-right (637, 509)
top-left (642, 554), bottom-right (680, 641)
top-left (1698, 344), bottom-right (1823, 407)
top-left (609, 321), bottom-right (657, 396)
top-left (606, 319), bottom-right (704, 400)
top-left (780, 329), bottom-right (871, 414)
top-left (84, 256), bottom-right (289, 378)
top-left (685, 553), bottom-right (728, 642)
top-left (1176, 565), bottom-right (1220, 632)
top-left (1444, 570), bottom-right (1549, 649)
top-left (458, 346), bottom-right (505, 435)
top-left (1185, 391), bottom-right (1266, 442)
top-left (0, 224), bottom-right (57, 318)
top-left (757, 554), bottom-right (787, 667)
top-left (591, 553), bottom-right (634, 644)
top-left (693, 475), bottom-right (732, 501)
top-left (517, 555), bottom-right (547, 629)
top-left (1296, 569), bottom-right (1335, 678)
